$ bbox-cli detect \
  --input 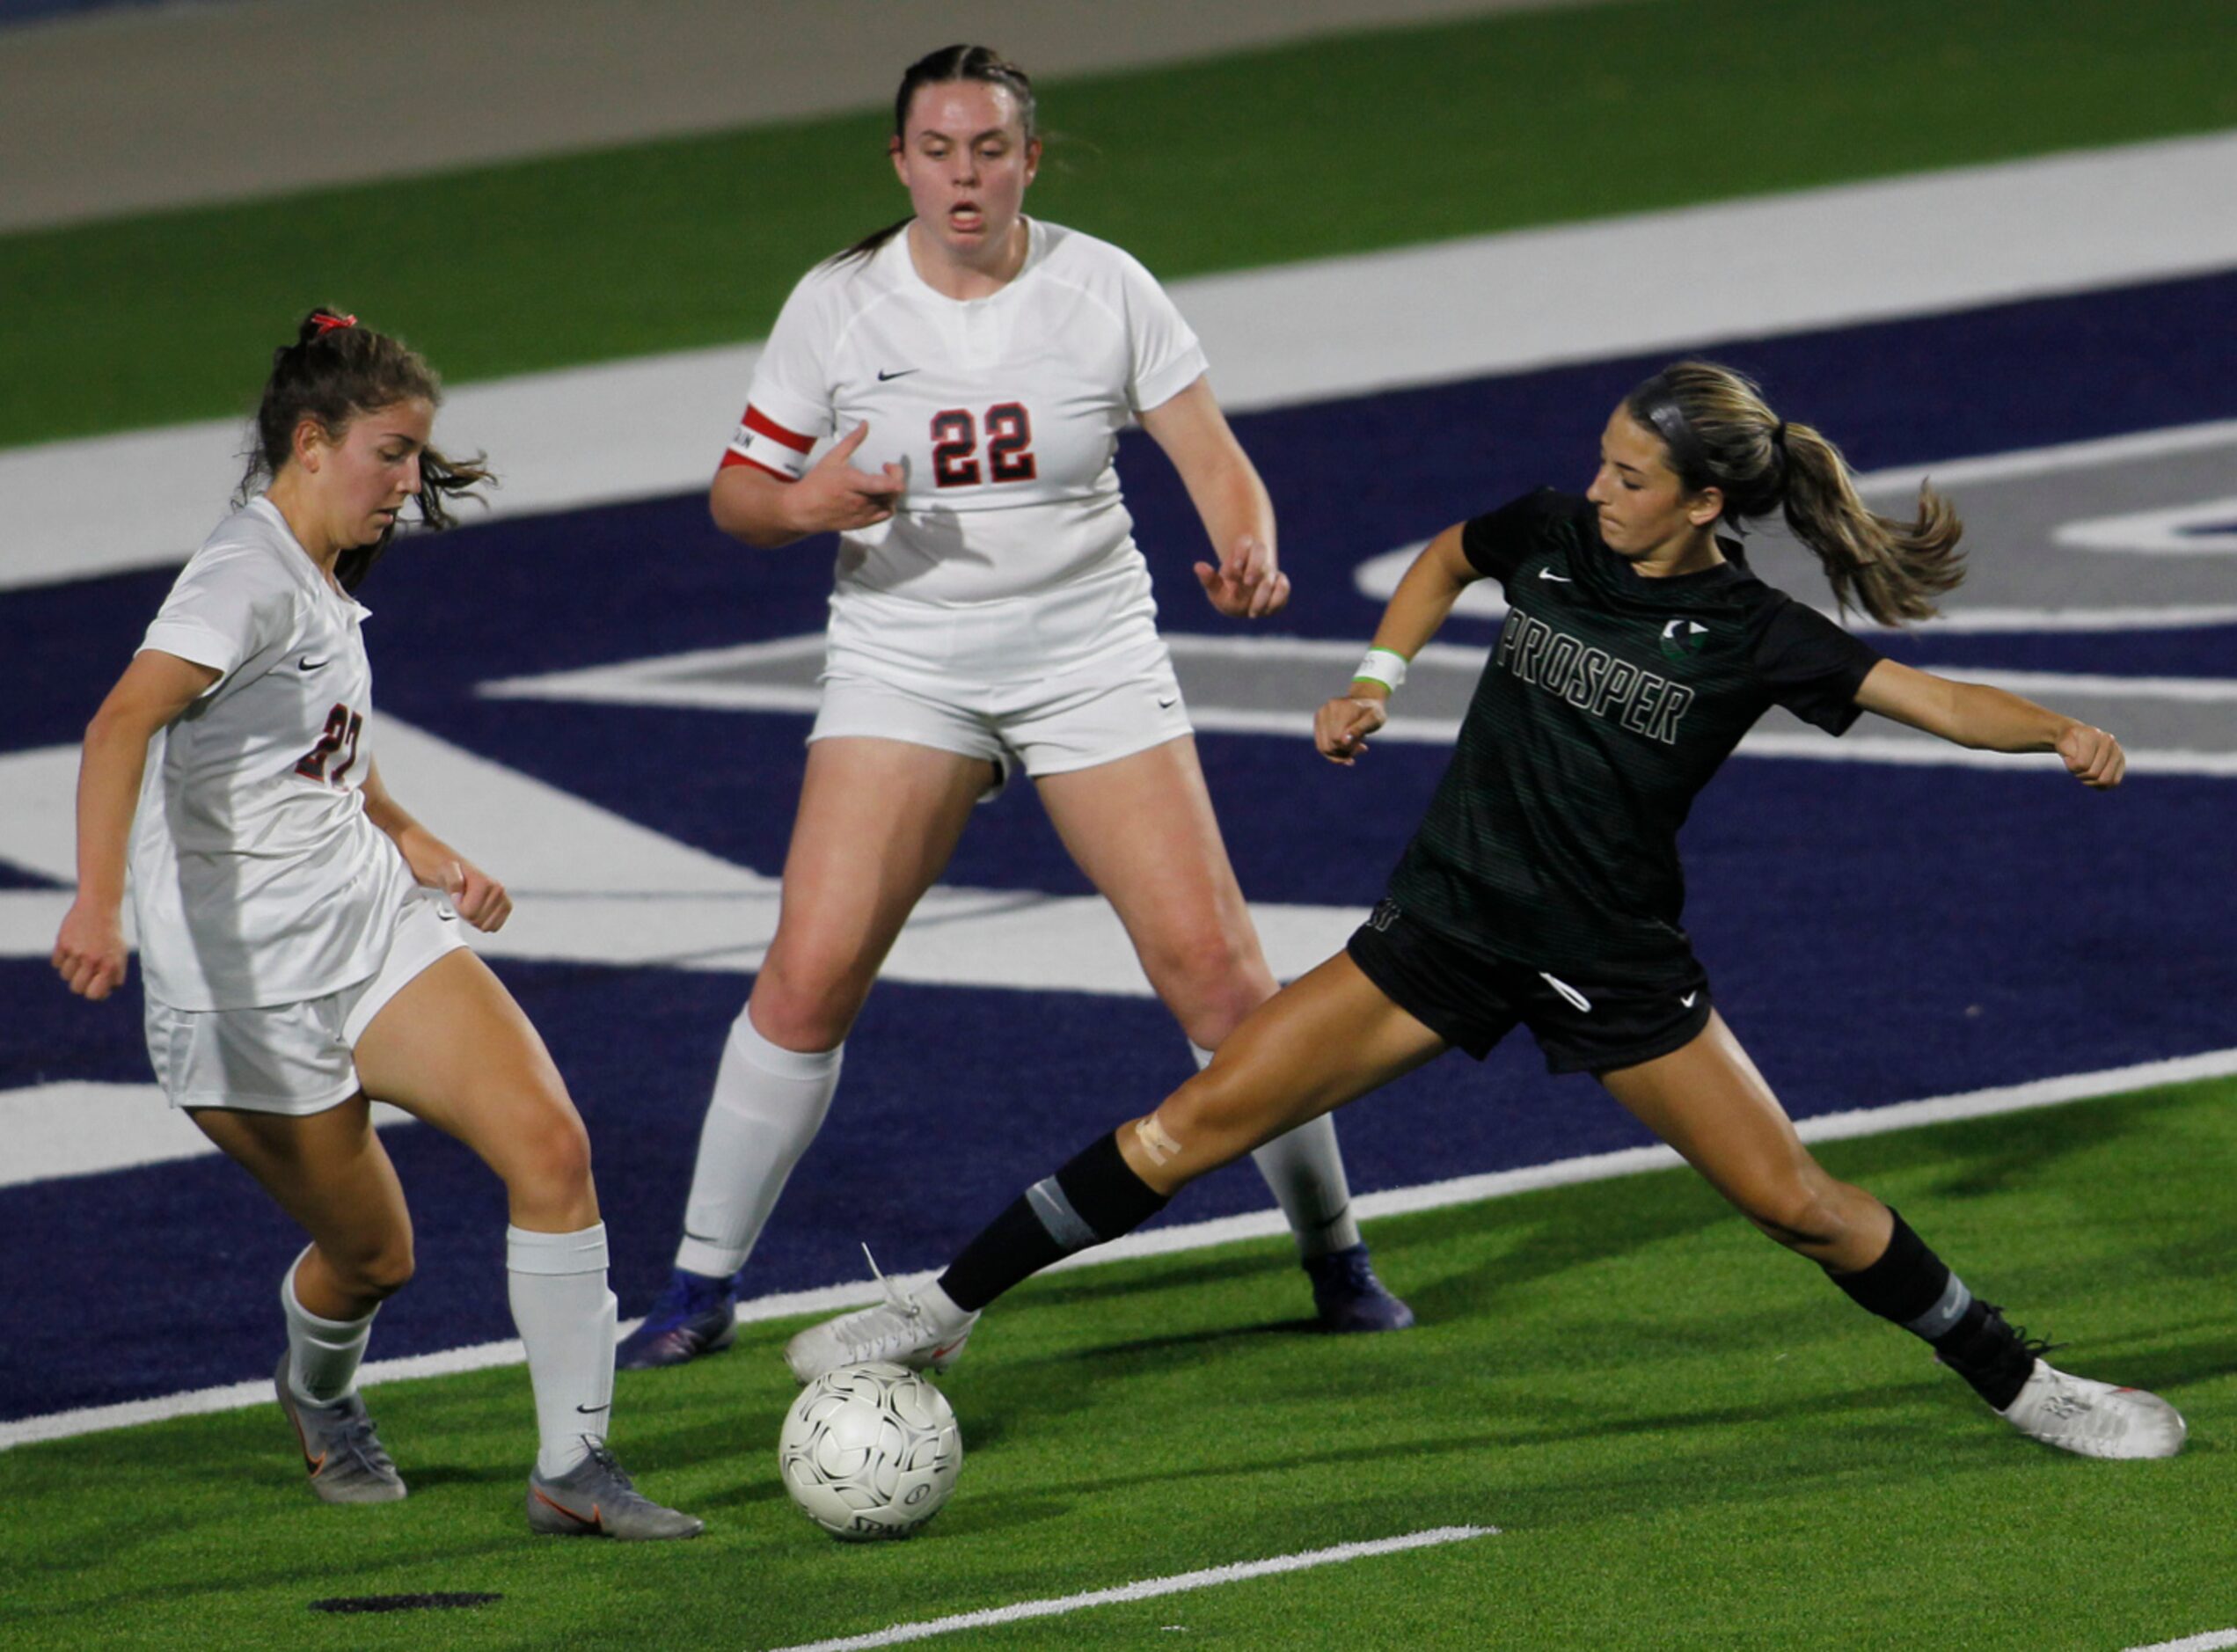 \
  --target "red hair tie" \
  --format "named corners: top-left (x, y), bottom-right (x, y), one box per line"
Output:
top-left (311, 311), bottom-right (357, 336)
